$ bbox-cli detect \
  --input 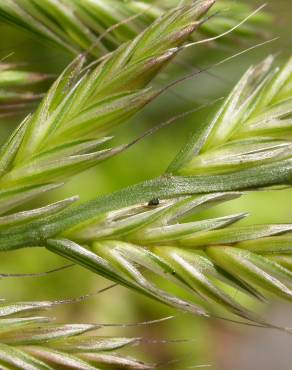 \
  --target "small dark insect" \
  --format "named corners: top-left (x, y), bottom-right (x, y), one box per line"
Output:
top-left (148, 198), bottom-right (160, 206)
